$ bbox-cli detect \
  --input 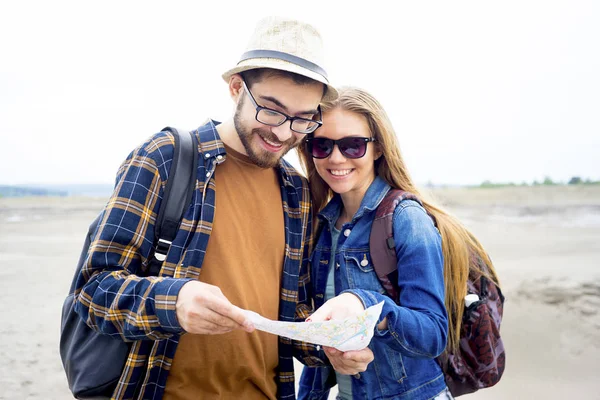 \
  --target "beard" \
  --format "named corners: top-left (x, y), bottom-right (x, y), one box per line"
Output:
top-left (233, 99), bottom-right (300, 168)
